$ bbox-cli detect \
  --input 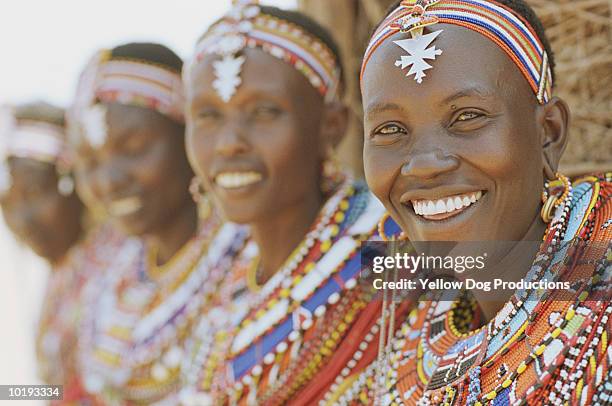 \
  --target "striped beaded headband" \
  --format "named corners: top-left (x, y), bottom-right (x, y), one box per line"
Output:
top-left (0, 118), bottom-right (67, 195)
top-left (361, 0), bottom-right (553, 104)
top-left (192, 0), bottom-right (341, 103)
top-left (72, 50), bottom-right (185, 126)
top-left (4, 119), bottom-right (66, 164)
